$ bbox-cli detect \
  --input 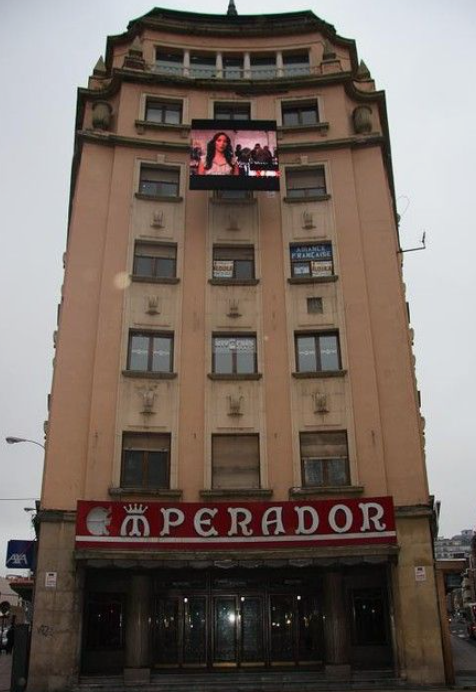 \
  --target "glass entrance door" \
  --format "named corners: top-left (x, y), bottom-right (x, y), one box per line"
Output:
top-left (212, 596), bottom-right (264, 667)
